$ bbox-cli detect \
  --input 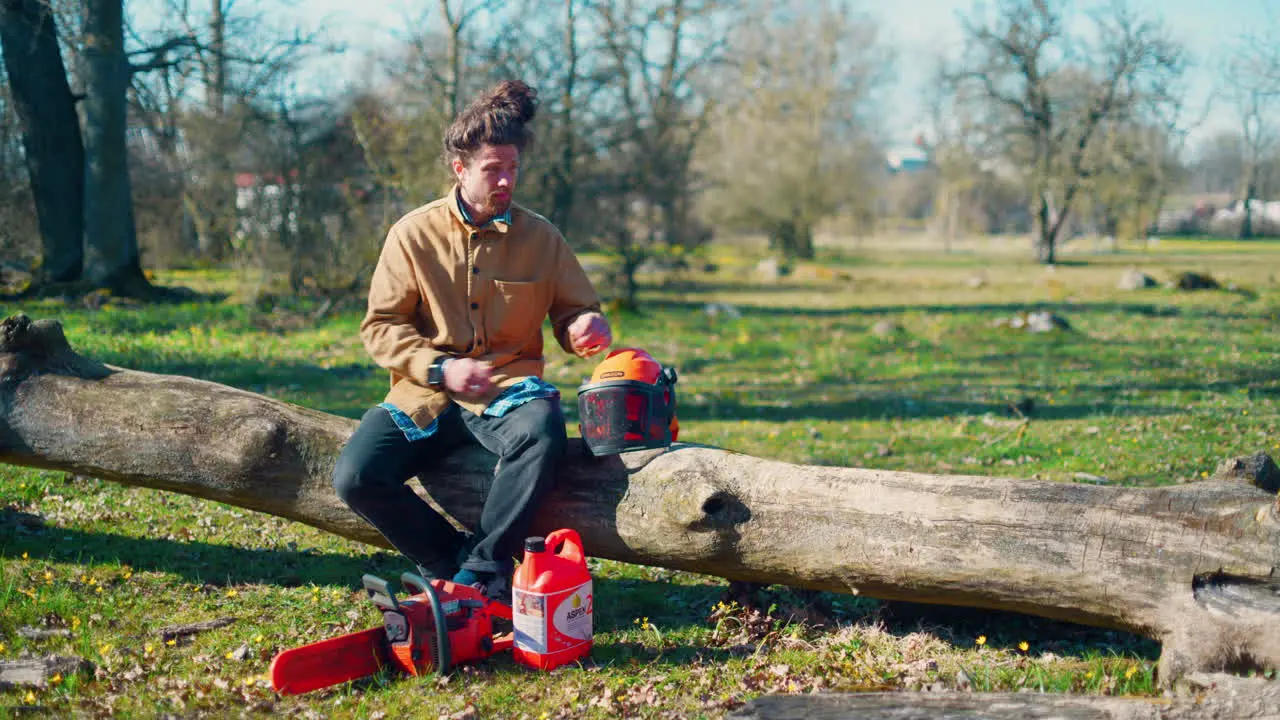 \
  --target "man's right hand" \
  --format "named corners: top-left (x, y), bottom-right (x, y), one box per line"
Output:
top-left (443, 358), bottom-right (494, 399)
